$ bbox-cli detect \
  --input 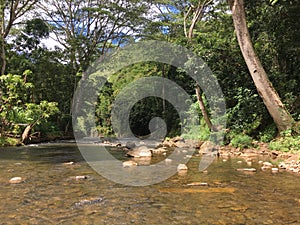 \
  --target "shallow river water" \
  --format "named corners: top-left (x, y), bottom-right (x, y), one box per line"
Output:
top-left (0, 142), bottom-right (299, 224)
